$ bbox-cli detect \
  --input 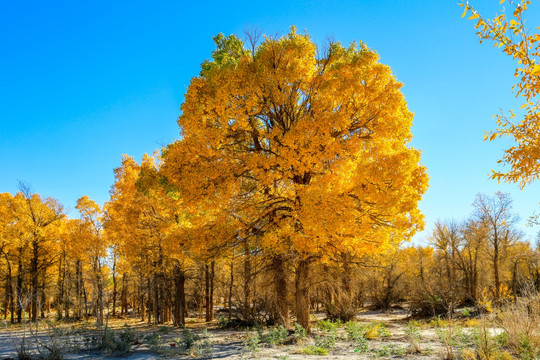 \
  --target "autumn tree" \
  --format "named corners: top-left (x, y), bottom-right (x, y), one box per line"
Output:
top-left (76, 196), bottom-right (108, 325)
top-left (462, 0), bottom-right (540, 187)
top-left (163, 28), bottom-right (428, 330)
top-left (473, 192), bottom-right (519, 300)
top-left (15, 185), bottom-right (64, 322)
